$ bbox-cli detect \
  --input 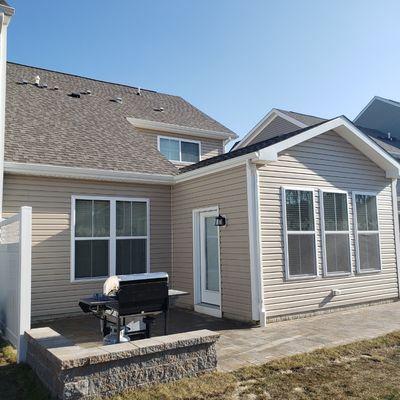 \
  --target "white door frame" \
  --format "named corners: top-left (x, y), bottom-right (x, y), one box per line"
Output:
top-left (192, 206), bottom-right (222, 318)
